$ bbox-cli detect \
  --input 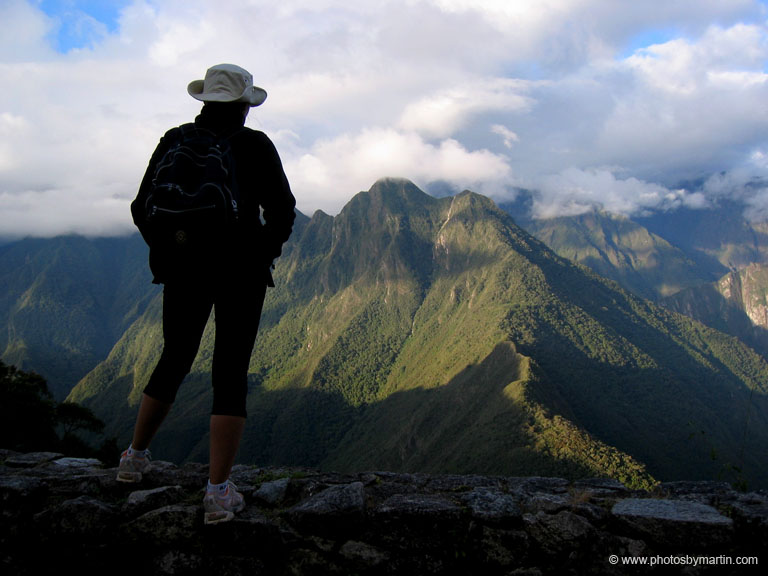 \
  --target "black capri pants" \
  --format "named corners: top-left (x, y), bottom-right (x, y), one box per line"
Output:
top-left (143, 274), bottom-right (267, 417)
